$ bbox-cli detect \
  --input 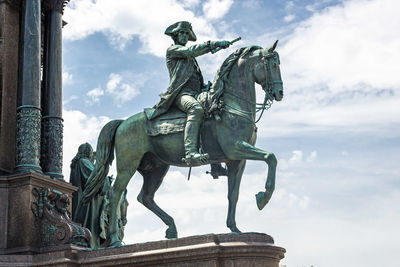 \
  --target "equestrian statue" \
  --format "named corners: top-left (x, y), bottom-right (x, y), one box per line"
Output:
top-left (80, 21), bottom-right (284, 248)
